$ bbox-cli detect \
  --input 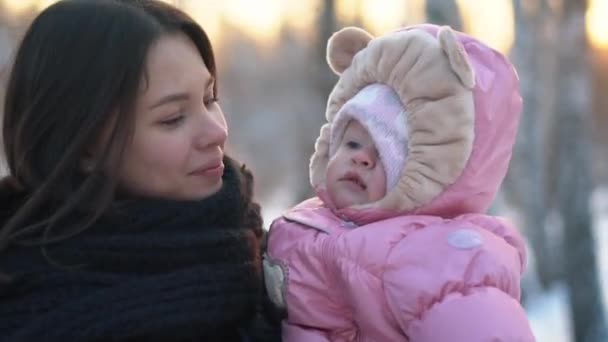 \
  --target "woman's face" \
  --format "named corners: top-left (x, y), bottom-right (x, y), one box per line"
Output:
top-left (109, 33), bottom-right (227, 200)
